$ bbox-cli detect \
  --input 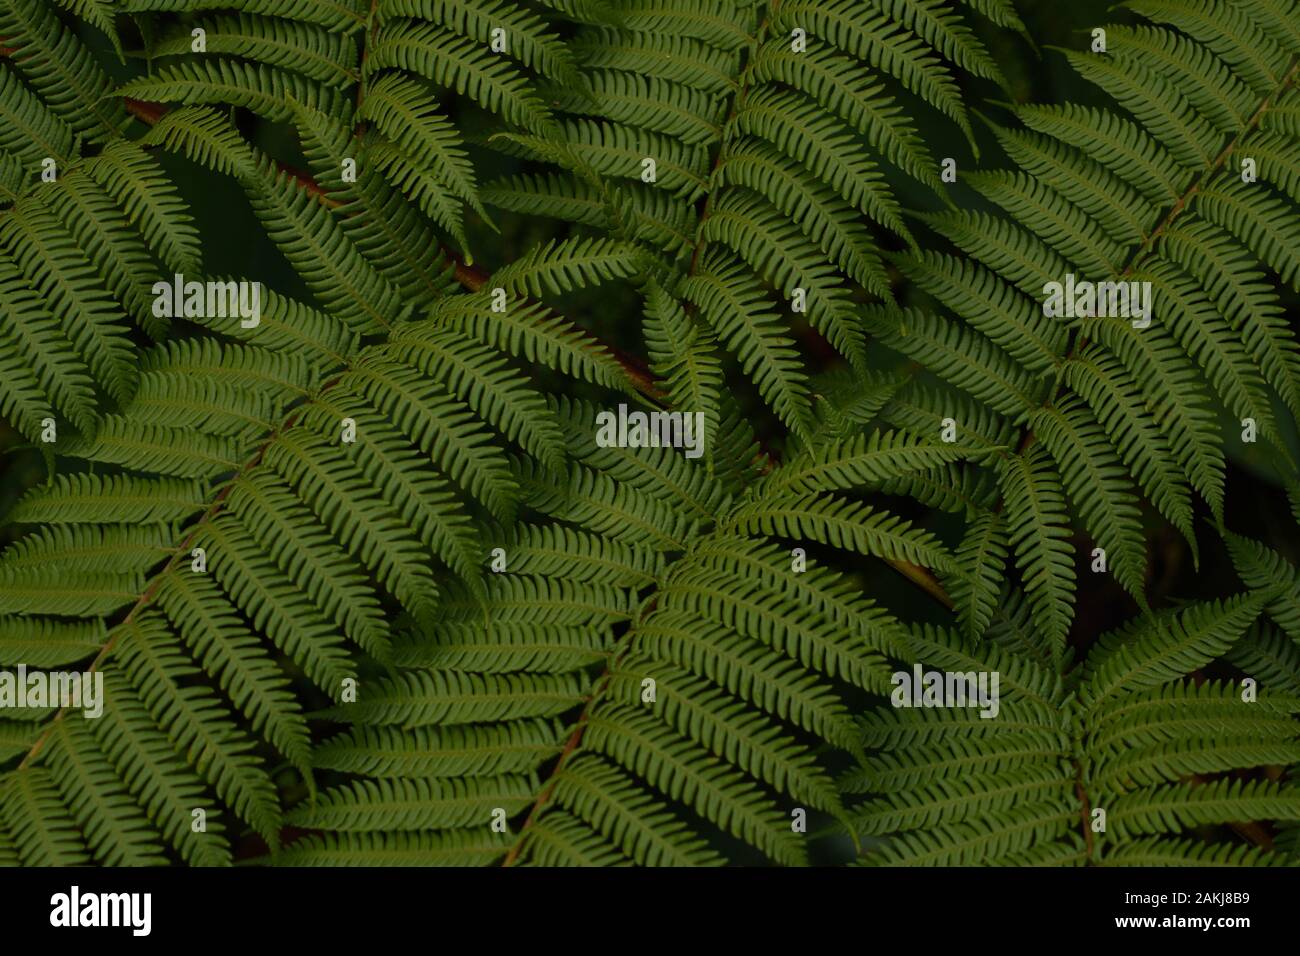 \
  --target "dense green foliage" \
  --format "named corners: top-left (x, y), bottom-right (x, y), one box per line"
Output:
top-left (1, 0), bottom-right (1299, 867)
